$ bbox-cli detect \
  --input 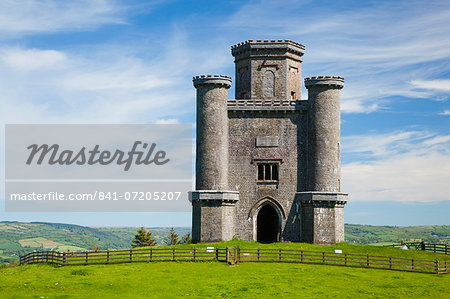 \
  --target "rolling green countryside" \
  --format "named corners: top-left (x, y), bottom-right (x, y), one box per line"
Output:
top-left (0, 221), bottom-right (448, 264)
